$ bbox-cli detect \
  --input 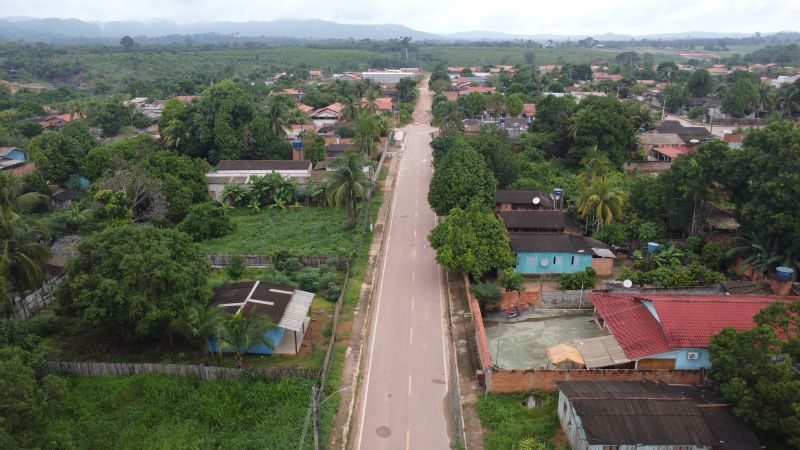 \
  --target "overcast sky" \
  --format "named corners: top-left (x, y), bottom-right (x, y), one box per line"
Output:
top-left (3, 0), bottom-right (798, 36)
